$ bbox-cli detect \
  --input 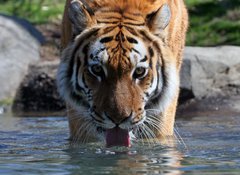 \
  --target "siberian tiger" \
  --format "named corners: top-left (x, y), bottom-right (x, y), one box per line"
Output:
top-left (57, 0), bottom-right (188, 147)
